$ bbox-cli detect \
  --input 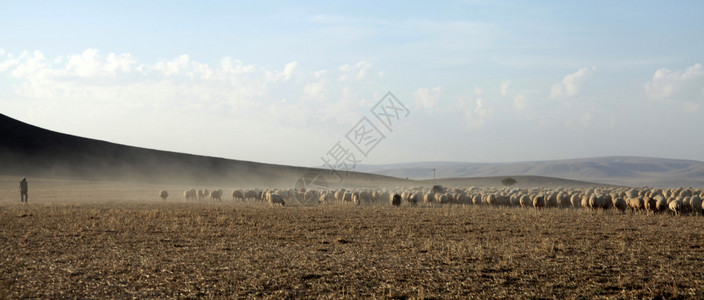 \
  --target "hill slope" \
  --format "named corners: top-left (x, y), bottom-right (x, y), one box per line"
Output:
top-left (0, 113), bottom-right (407, 187)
